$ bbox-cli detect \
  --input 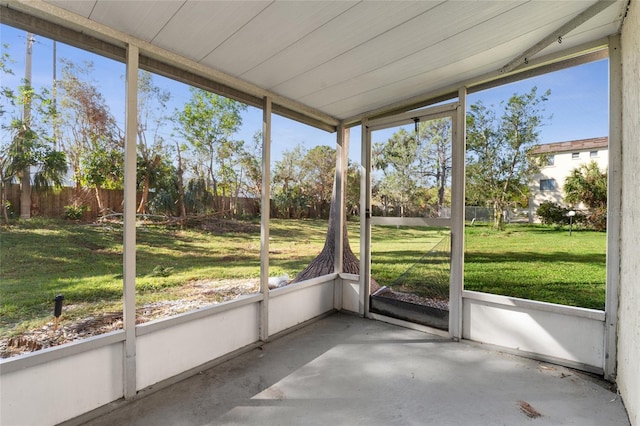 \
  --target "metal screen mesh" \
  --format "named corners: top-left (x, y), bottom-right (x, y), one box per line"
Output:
top-left (381, 234), bottom-right (451, 308)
